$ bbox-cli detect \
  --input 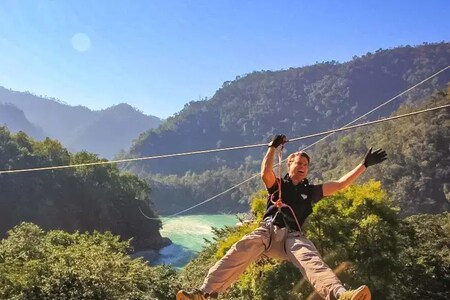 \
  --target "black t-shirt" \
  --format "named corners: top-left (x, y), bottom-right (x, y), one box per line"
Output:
top-left (263, 174), bottom-right (324, 231)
